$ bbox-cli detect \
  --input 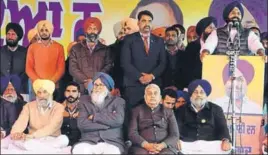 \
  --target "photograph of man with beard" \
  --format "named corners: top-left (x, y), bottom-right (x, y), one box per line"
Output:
top-left (0, 22), bottom-right (28, 94)
top-left (200, 1), bottom-right (265, 61)
top-left (69, 17), bottom-right (113, 94)
top-left (61, 82), bottom-right (81, 146)
top-left (72, 72), bottom-right (125, 154)
top-left (213, 59), bottom-right (262, 115)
